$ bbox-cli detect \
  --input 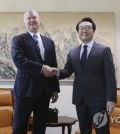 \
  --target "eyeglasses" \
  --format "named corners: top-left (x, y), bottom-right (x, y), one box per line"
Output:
top-left (79, 26), bottom-right (92, 31)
